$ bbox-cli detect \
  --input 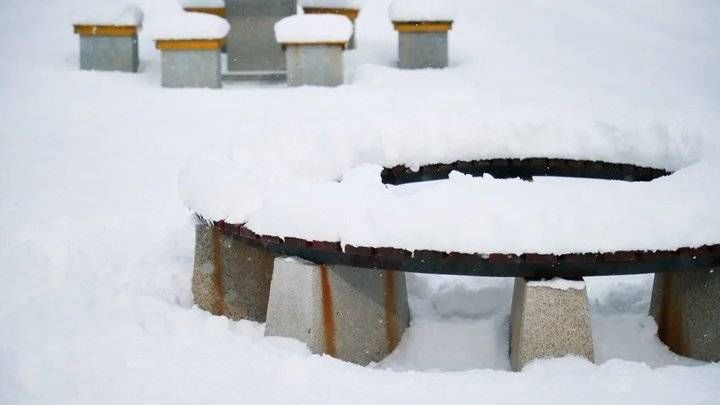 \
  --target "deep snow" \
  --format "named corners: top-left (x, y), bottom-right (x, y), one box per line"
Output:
top-left (1, 0), bottom-right (720, 404)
